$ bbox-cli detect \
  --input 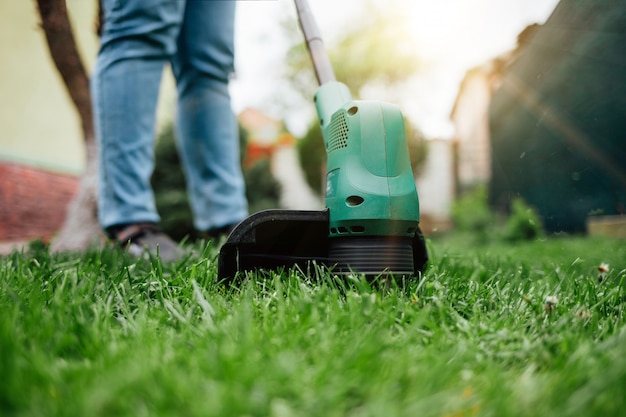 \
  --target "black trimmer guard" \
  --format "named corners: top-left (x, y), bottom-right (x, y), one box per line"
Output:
top-left (217, 209), bottom-right (428, 284)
